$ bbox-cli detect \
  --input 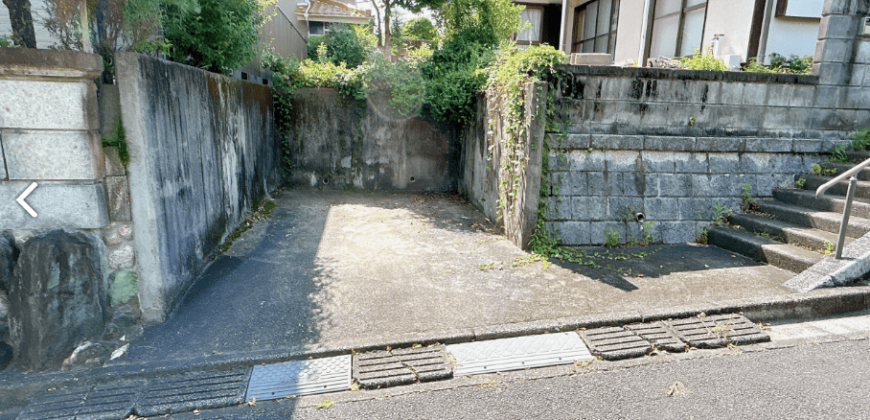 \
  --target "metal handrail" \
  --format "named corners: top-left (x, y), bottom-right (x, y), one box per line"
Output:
top-left (814, 156), bottom-right (870, 259)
